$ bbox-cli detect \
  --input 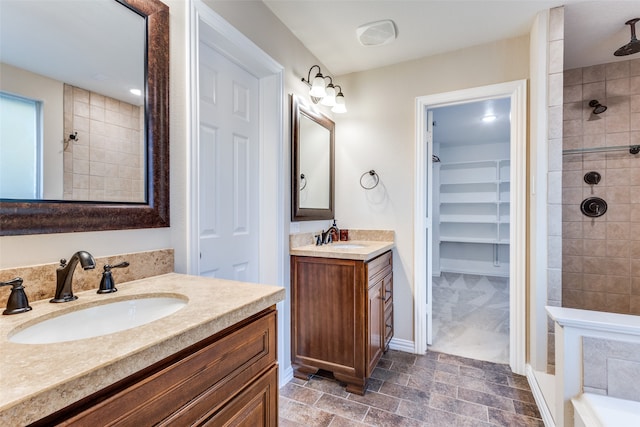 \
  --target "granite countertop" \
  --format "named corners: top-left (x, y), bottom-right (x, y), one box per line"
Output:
top-left (289, 240), bottom-right (395, 261)
top-left (0, 273), bottom-right (285, 425)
